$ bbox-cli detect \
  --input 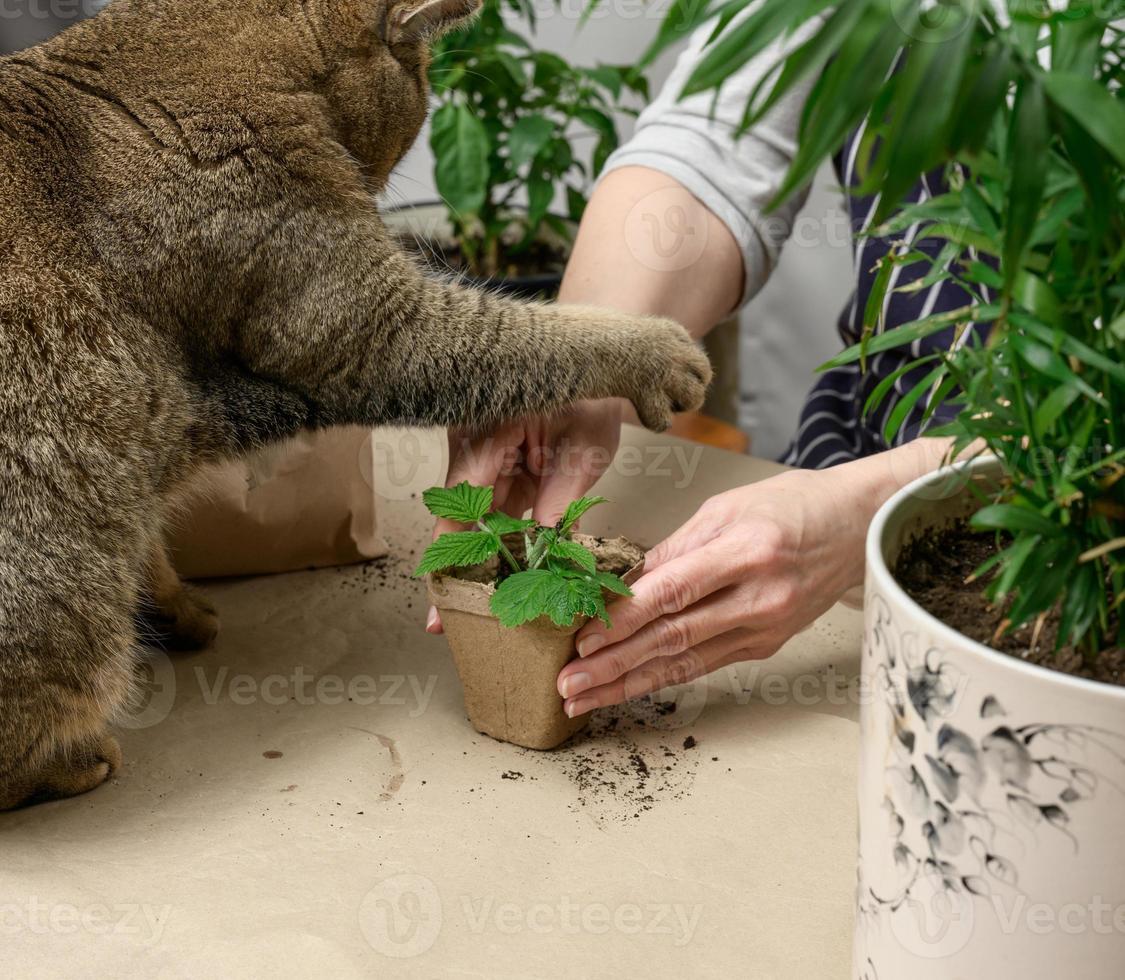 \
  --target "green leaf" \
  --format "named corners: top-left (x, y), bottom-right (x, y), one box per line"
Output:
top-left (970, 504), bottom-right (1061, 538)
top-left (493, 50), bottom-right (527, 87)
top-left (575, 106), bottom-right (616, 142)
top-left (526, 172), bottom-right (553, 230)
top-left (566, 185), bottom-right (587, 222)
top-left (1004, 75), bottom-right (1048, 289)
top-left (820, 304), bottom-right (977, 369)
top-left (884, 366), bottom-right (944, 444)
top-left (737, 0), bottom-right (870, 128)
top-left (915, 222), bottom-right (1000, 256)
top-left (508, 114), bottom-right (555, 169)
top-left (581, 65), bottom-right (624, 99)
top-left (559, 496), bottom-right (608, 534)
top-left (490, 569), bottom-right (604, 628)
top-left (482, 512), bottom-right (537, 535)
top-left (1010, 311), bottom-right (1125, 386)
top-left (871, 23), bottom-right (976, 224)
top-left (430, 103), bottom-right (490, 218)
top-left (1041, 70), bottom-right (1125, 169)
top-left (592, 571), bottom-right (633, 597)
top-left (990, 533), bottom-right (1042, 600)
top-left (1051, 8), bottom-right (1106, 76)
top-left (682, 0), bottom-right (839, 98)
top-left (1009, 333), bottom-right (1103, 404)
top-left (414, 531), bottom-right (501, 576)
top-left (638, 0), bottom-right (722, 70)
top-left (421, 482), bottom-right (494, 524)
top-left (949, 44), bottom-right (1013, 156)
top-left (547, 537), bottom-right (598, 573)
top-left (1033, 384), bottom-right (1081, 438)
top-left (767, 2), bottom-right (913, 207)
top-left (862, 355), bottom-right (938, 419)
